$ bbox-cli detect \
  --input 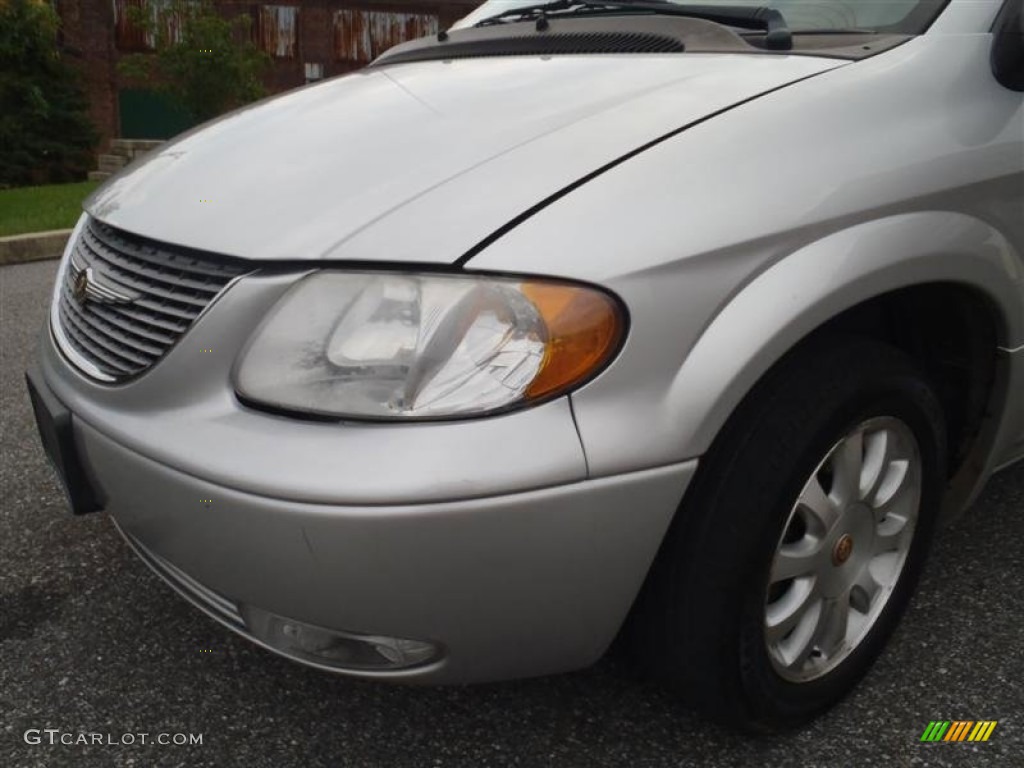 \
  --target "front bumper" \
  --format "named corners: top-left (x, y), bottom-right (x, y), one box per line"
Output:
top-left (33, 271), bottom-right (696, 682)
top-left (87, 417), bottom-right (694, 682)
